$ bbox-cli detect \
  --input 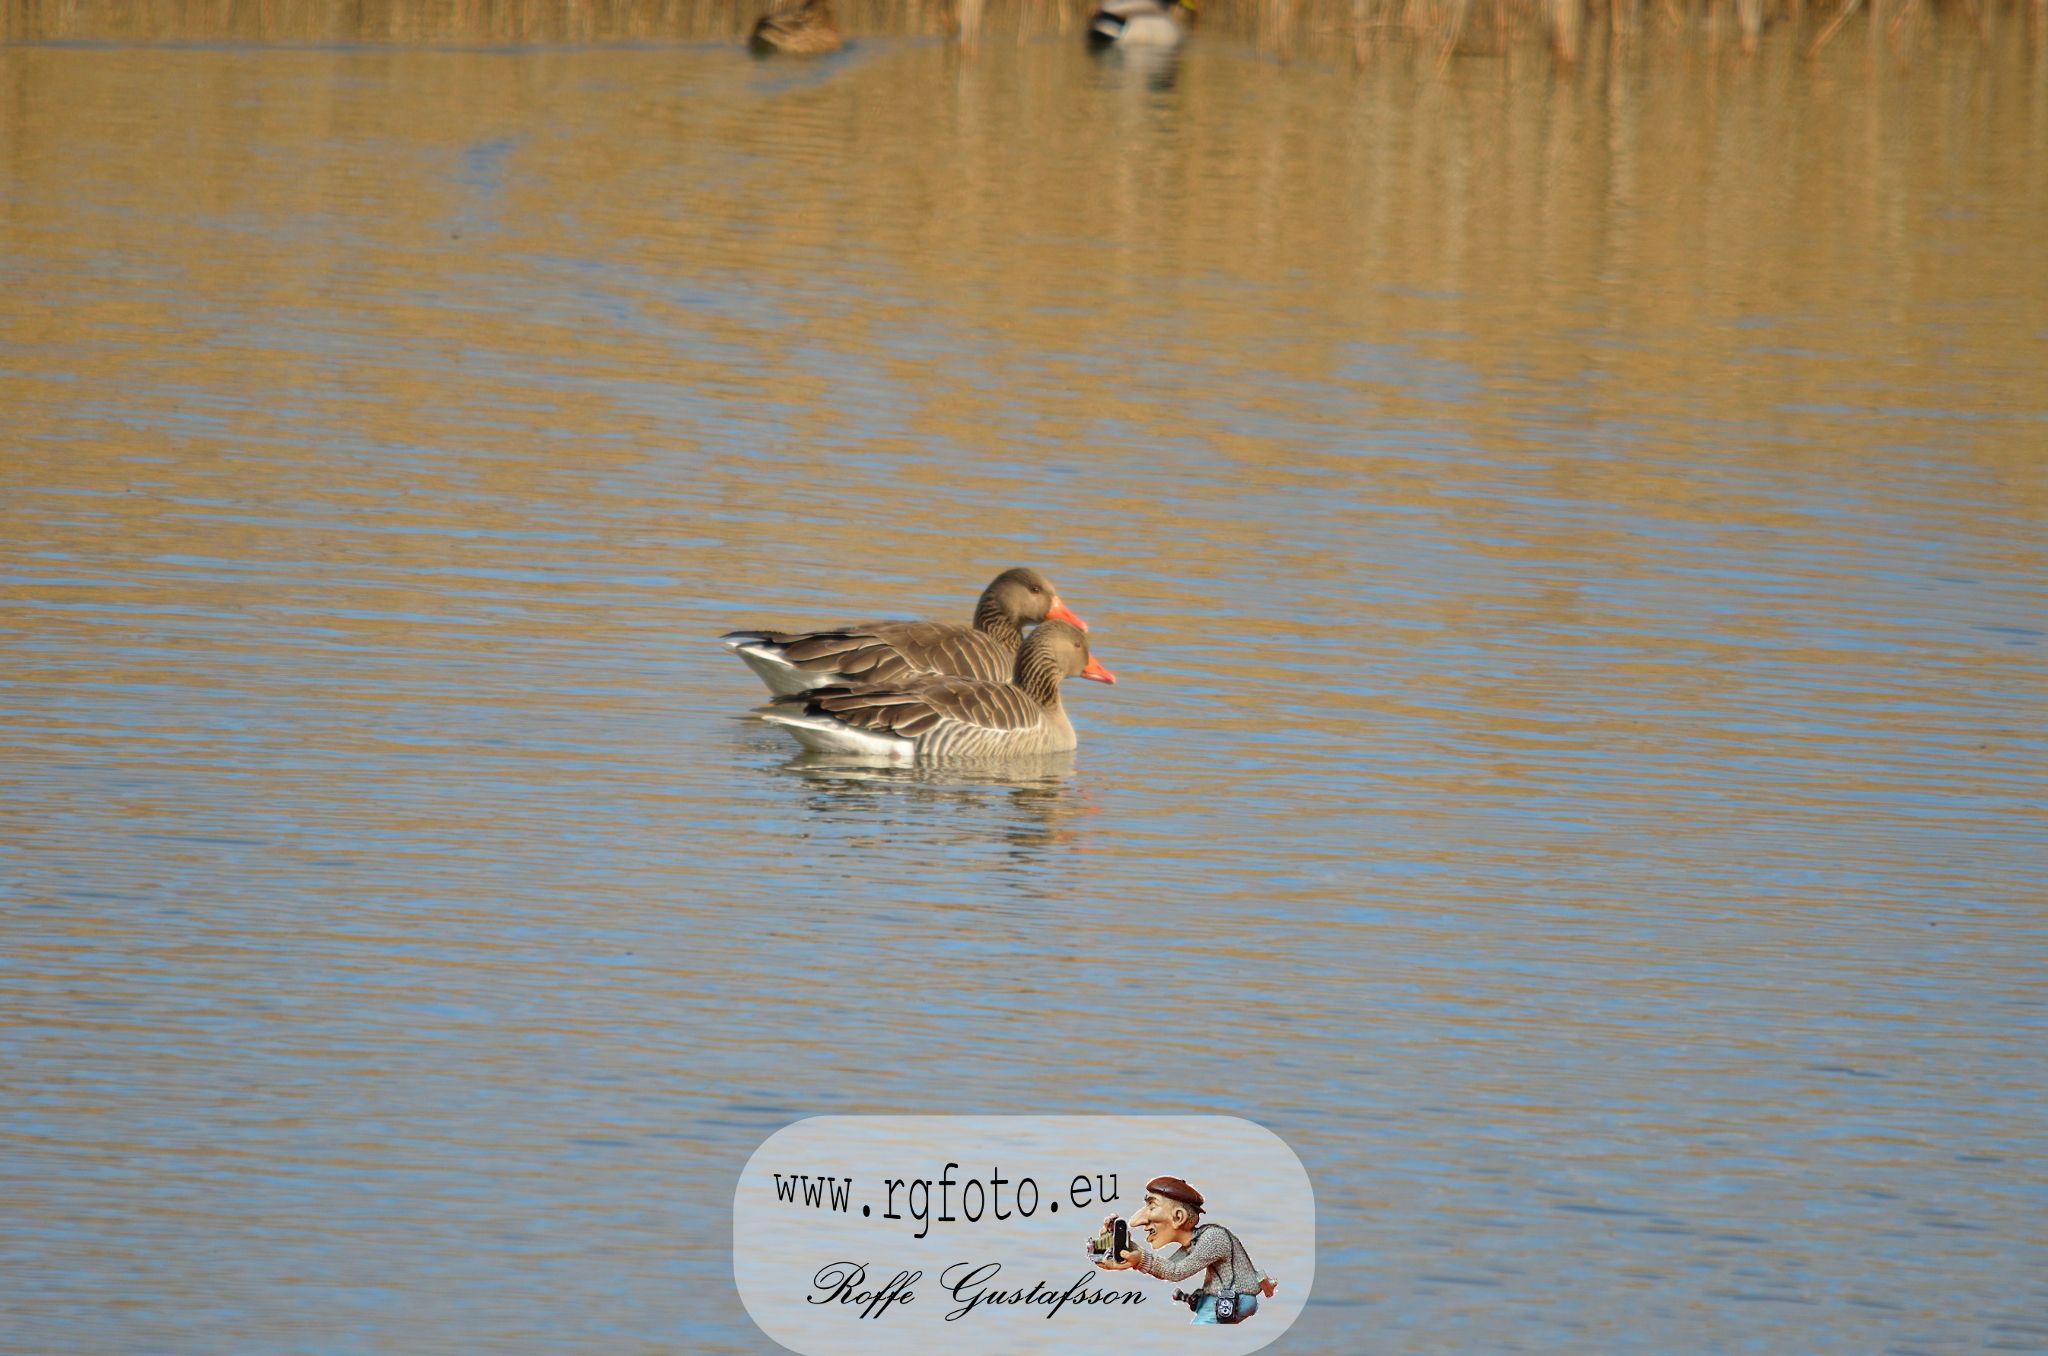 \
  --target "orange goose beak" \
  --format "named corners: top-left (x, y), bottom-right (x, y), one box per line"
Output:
top-left (1047, 596), bottom-right (1088, 632)
top-left (1080, 656), bottom-right (1117, 685)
